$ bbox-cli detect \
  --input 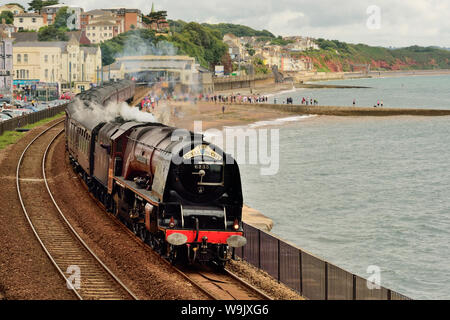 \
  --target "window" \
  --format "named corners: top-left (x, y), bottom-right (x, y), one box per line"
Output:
top-left (44, 55), bottom-right (48, 63)
top-left (17, 54), bottom-right (21, 63)
top-left (45, 69), bottom-right (48, 78)
top-left (24, 54), bottom-right (28, 63)
top-left (19, 18), bottom-right (23, 23)
top-left (32, 18), bottom-right (36, 23)
top-left (16, 70), bottom-right (19, 78)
